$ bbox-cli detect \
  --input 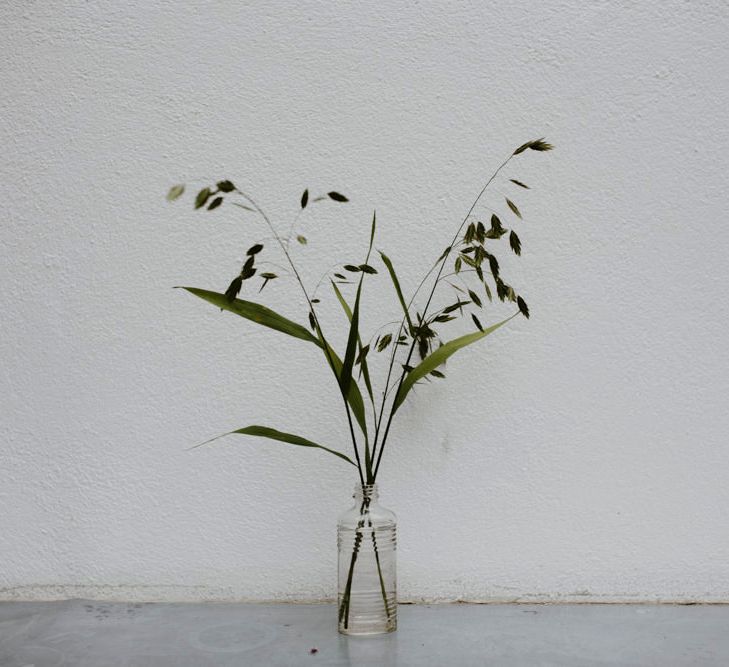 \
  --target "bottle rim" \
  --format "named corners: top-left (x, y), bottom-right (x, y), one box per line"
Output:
top-left (353, 483), bottom-right (378, 499)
